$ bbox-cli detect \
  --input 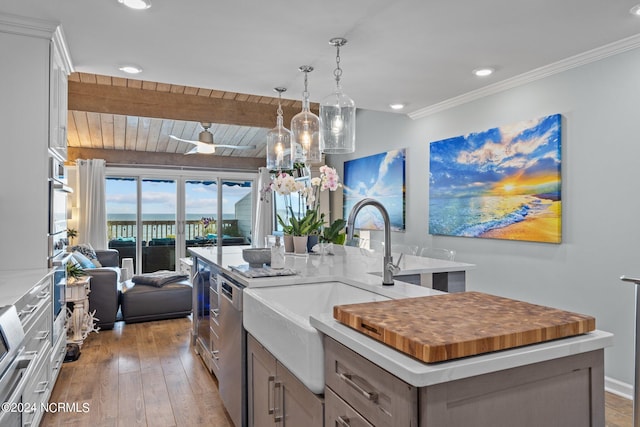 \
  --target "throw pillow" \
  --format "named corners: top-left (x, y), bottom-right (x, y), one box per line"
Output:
top-left (68, 243), bottom-right (102, 267)
top-left (70, 251), bottom-right (97, 269)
